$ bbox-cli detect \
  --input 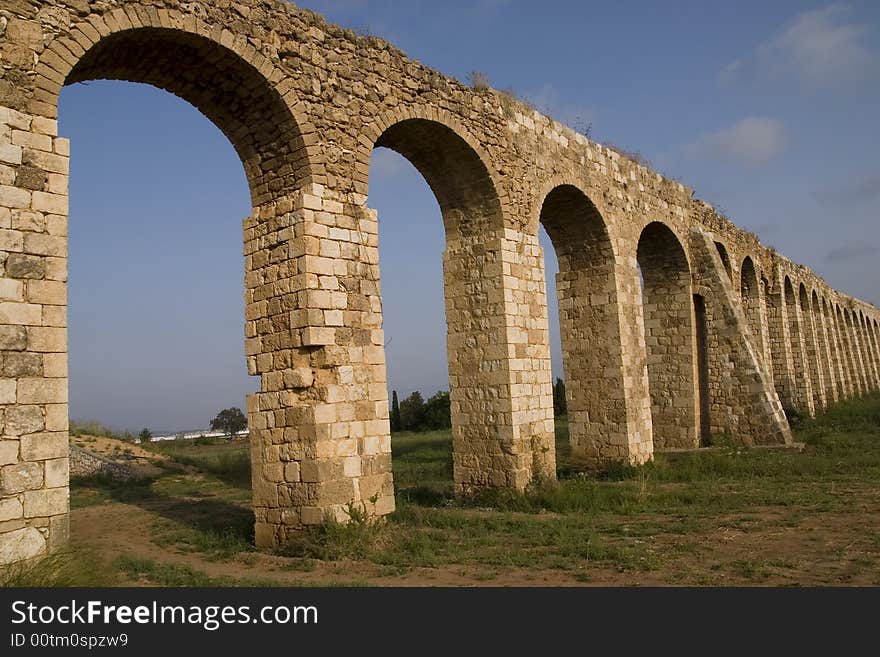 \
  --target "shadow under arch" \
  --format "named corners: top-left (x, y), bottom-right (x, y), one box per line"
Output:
top-left (854, 309), bottom-right (876, 389)
top-left (766, 275), bottom-right (794, 409)
top-left (812, 290), bottom-right (835, 403)
top-left (538, 184), bottom-right (628, 462)
top-left (783, 277), bottom-right (813, 415)
top-left (370, 116), bottom-right (504, 240)
top-left (714, 241), bottom-right (732, 280)
top-left (822, 297), bottom-right (846, 399)
top-left (836, 304), bottom-right (858, 397)
top-left (843, 307), bottom-right (866, 394)
top-left (40, 23), bottom-right (315, 206)
top-left (857, 309), bottom-right (879, 388)
top-left (637, 221), bottom-right (699, 449)
top-left (740, 255), bottom-right (766, 363)
top-left (799, 282), bottom-right (824, 410)
top-left (871, 317), bottom-right (880, 386)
